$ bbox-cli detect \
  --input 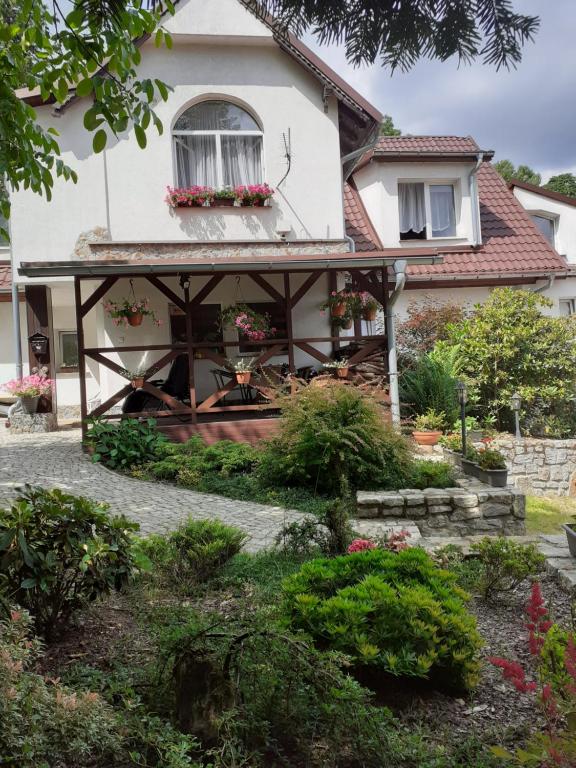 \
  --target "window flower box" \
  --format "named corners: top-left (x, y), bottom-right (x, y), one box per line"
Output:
top-left (166, 184), bottom-right (274, 209)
